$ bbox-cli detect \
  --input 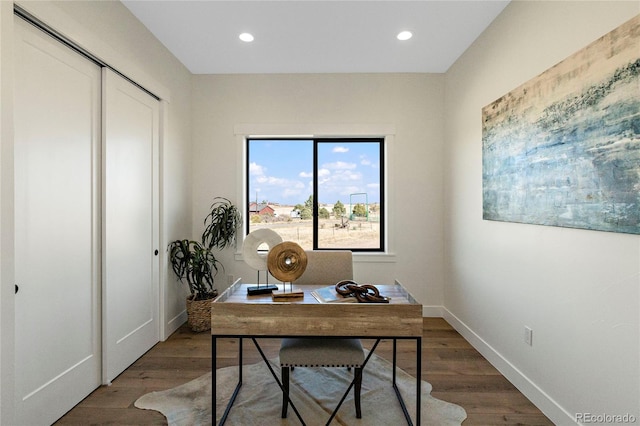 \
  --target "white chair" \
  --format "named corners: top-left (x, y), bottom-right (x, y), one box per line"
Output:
top-left (279, 250), bottom-right (365, 419)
